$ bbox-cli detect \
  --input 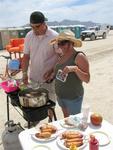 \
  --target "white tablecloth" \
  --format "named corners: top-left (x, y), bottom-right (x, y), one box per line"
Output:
top-left (19, 114), bottom-right (113, 150)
